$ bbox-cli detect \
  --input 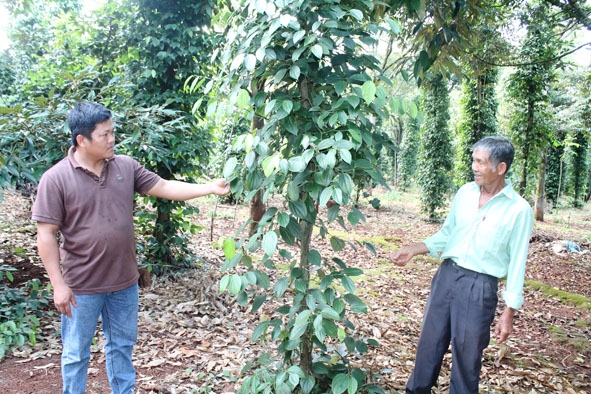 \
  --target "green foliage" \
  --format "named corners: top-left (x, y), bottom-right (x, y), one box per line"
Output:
top-left (210, 118), bottom-right (251, 205)
top-left (208, 0), bottom-right (403, 390)
top-left (392, 0), bottom-right (513, 84)
top-left (125, 0), bottom-right (219, 111)
top-left (507, 1), bottom-right (565, 198)
top-left (398, 114), bottom-right (420, 191)
top-left (0, 277), bottom-right (53, 360)
top-left (113, 0), bottom-right (219, 270)
top-left (417, 74), bottom-right (454, 220)
top-left (546, 77), bottom-right (578, 208)
top-left (568, 129), bottom-right (589, 208)
top-left (3, 0), bottom-right (92, 101)
top-left (455, 65), bottom-right (498, 186)
top-left (0, 51), bottom-right (16, 98)
top-left (116, 106), bottom-right (210, 273)
top-left (545, 138), bottom-right (566, 207)
top-left (0, 66), bottom-right (133, 190)
top-left (0, 97), bottom-right (73, 190)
